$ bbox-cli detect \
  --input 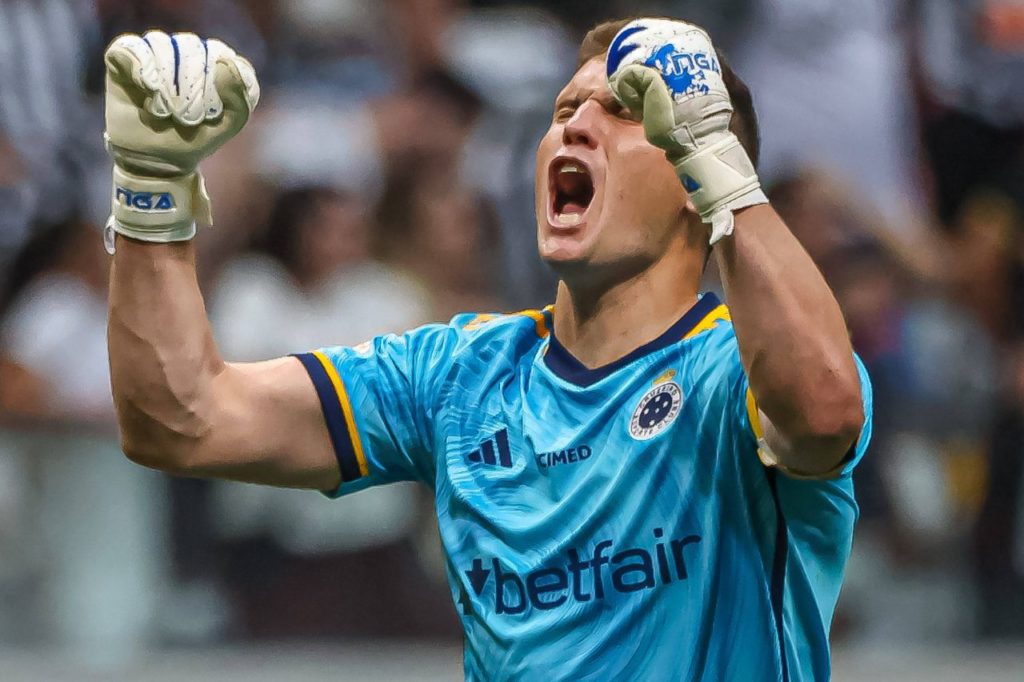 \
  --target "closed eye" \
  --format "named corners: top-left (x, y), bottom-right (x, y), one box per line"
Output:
top-left (552, 95), bottom-right (638, 123)
top-left (554, 102), bottom-right (577, 123)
